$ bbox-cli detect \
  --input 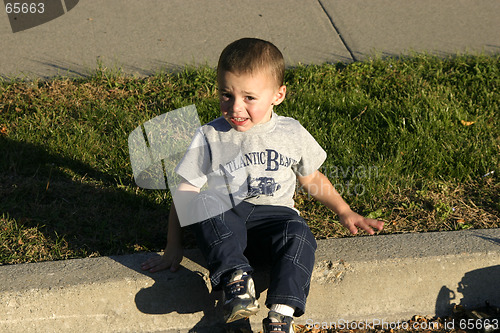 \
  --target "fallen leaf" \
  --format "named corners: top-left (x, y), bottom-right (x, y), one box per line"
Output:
top-left (367, 209), bottom-right (384, 219)
top-left (461, 120), bottom-right (475, 126)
